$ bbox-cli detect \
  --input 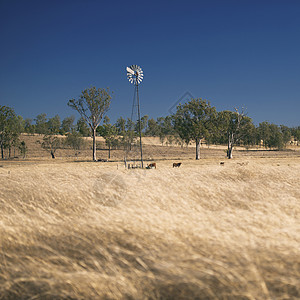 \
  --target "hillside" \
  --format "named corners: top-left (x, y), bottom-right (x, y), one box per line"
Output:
top-left (3, 133), bottom-right (300, 162)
